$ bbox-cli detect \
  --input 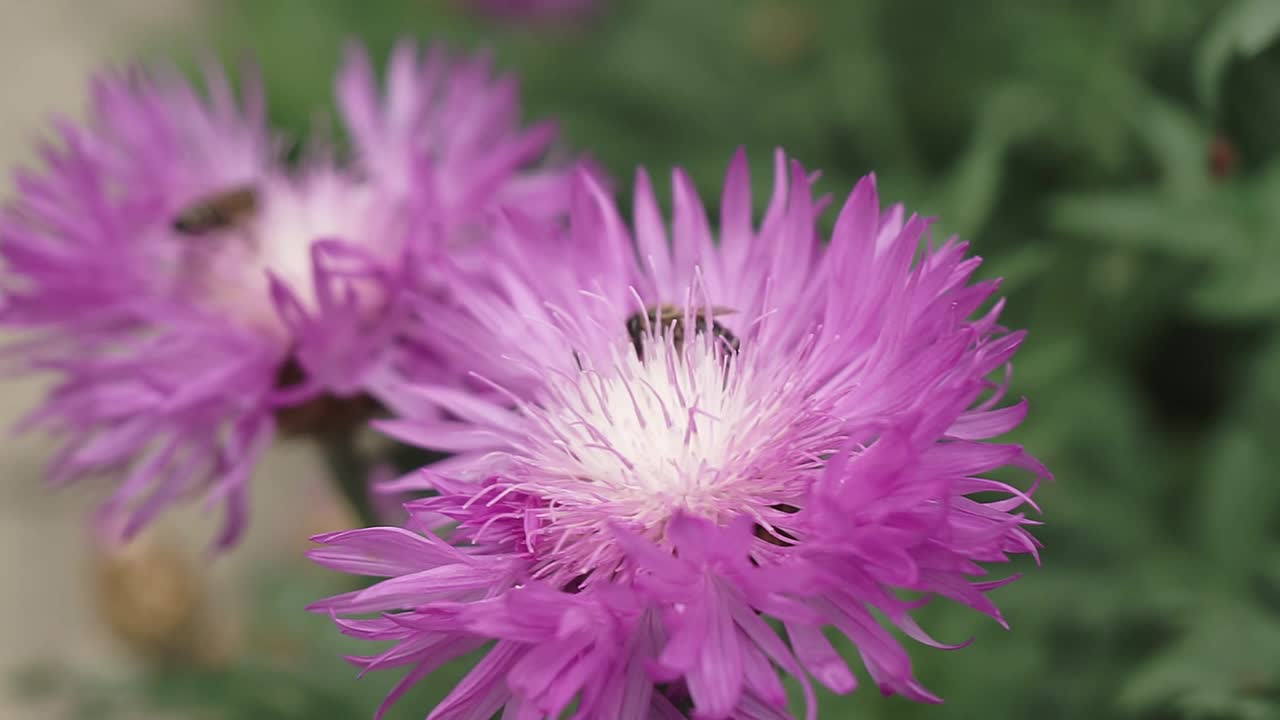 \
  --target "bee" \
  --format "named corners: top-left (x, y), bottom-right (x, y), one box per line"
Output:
top-left (625, 304), bottom-right (740, 361)
top-left (171, 185), bottom-right (258, 236)
top-left (753, 503), bottom-right (800, 547)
